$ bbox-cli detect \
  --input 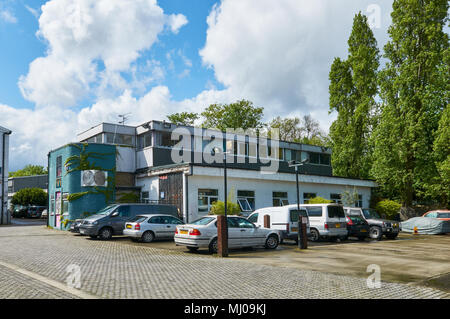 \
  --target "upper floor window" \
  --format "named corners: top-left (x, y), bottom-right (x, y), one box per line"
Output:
top-left (56, 156), bottom-right (62, 178)
top-left (308, 152), bottom-right (331, 165)
top-left (138, 132), bottom-right (152, 150)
